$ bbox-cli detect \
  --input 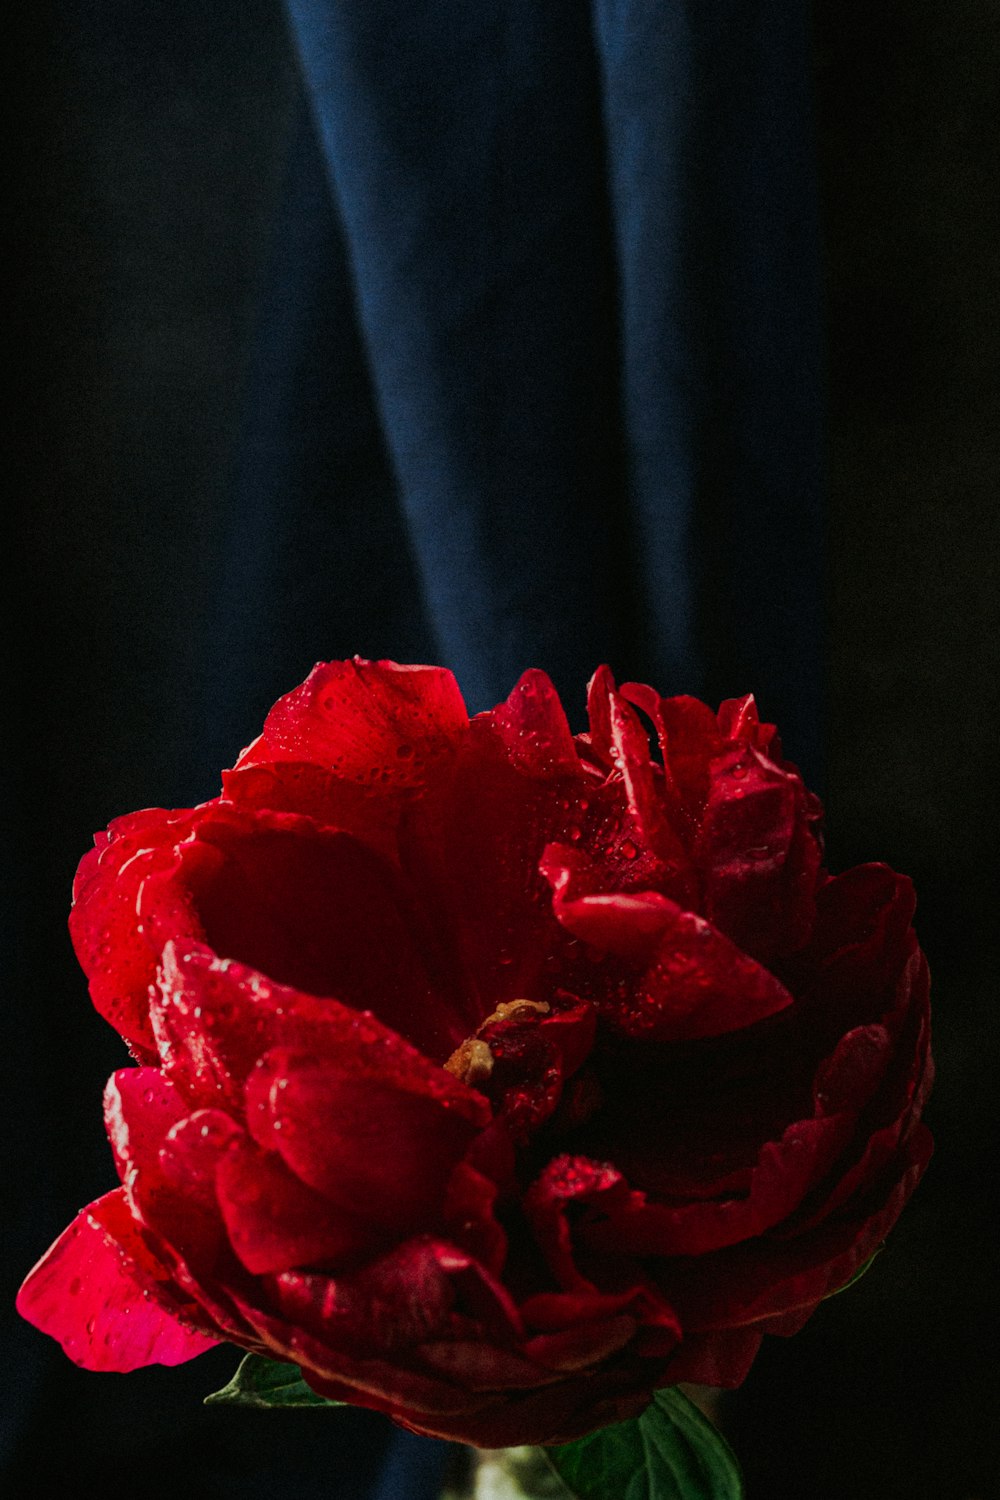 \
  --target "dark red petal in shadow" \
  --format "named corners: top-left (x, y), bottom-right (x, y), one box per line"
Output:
top-left (659, 1126), bottom-right (933, 1333)
top-left (215, 1132), bottom-right (373, 1274)
top-left (150, 807), bottom-right (463, 1059)
top-left (616, 904), bottom-right (794, 1041)
top-left (696, 747), bottom-right (820, 963)
top-left (269, 1238), bottom-right (461, 1353)
top-left (245, 1047), bottom-right (484, 1231)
